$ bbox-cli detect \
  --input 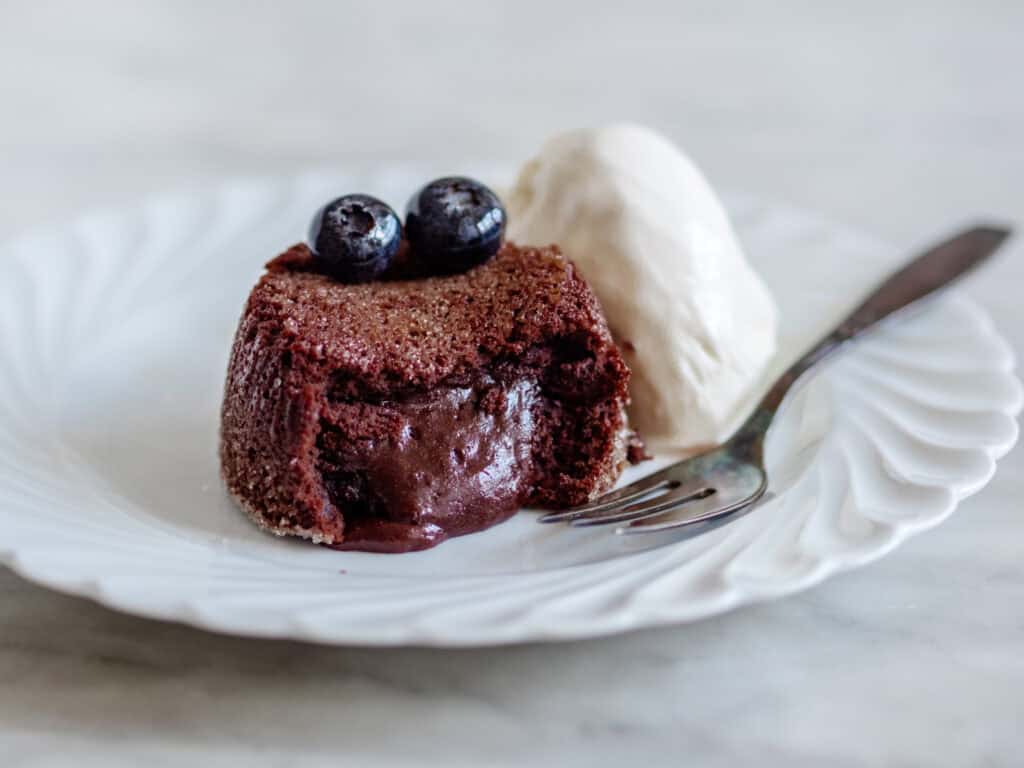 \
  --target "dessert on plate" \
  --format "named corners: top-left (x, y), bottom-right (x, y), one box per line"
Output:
top-left (220, 125), bottom-right (778, 552)
top-left (220, 178), bottom-right (634, 552)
